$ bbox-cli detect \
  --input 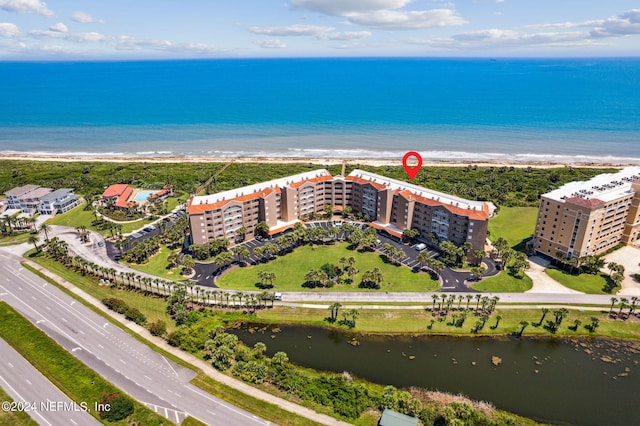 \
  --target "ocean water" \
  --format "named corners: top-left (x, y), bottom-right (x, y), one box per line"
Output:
top-left (1, 58), bottom-right (639, 163)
